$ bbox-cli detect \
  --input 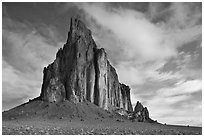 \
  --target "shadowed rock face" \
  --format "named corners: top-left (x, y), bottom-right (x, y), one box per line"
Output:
top-left (133, 101), bottom-right (153, 122)
top-left (40, 18), bottom-right (97, 103)
top-left (134, 101), bottom-right (144, 113)
top-left (40, 18), bottom-right (133, 112)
